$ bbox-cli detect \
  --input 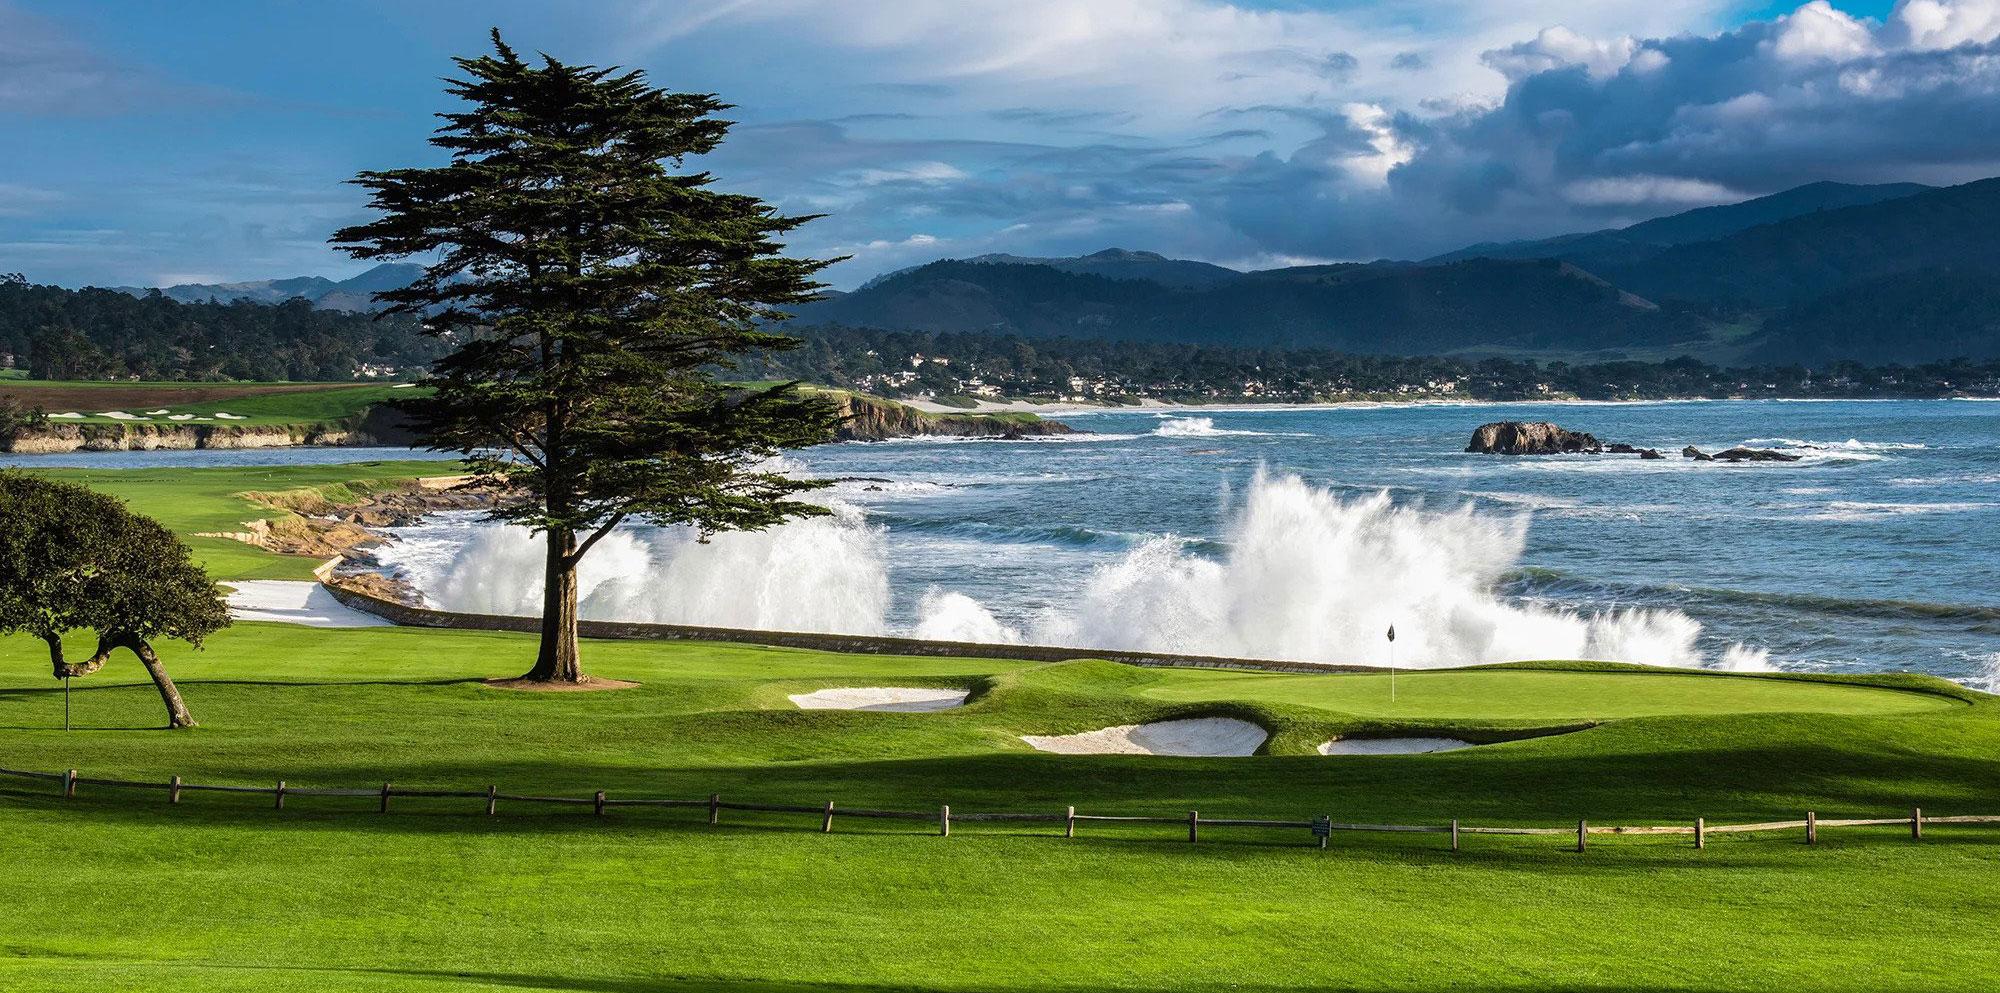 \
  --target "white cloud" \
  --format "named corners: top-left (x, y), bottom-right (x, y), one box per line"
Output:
top-left (625, 0), bottom-right (2000, 283)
